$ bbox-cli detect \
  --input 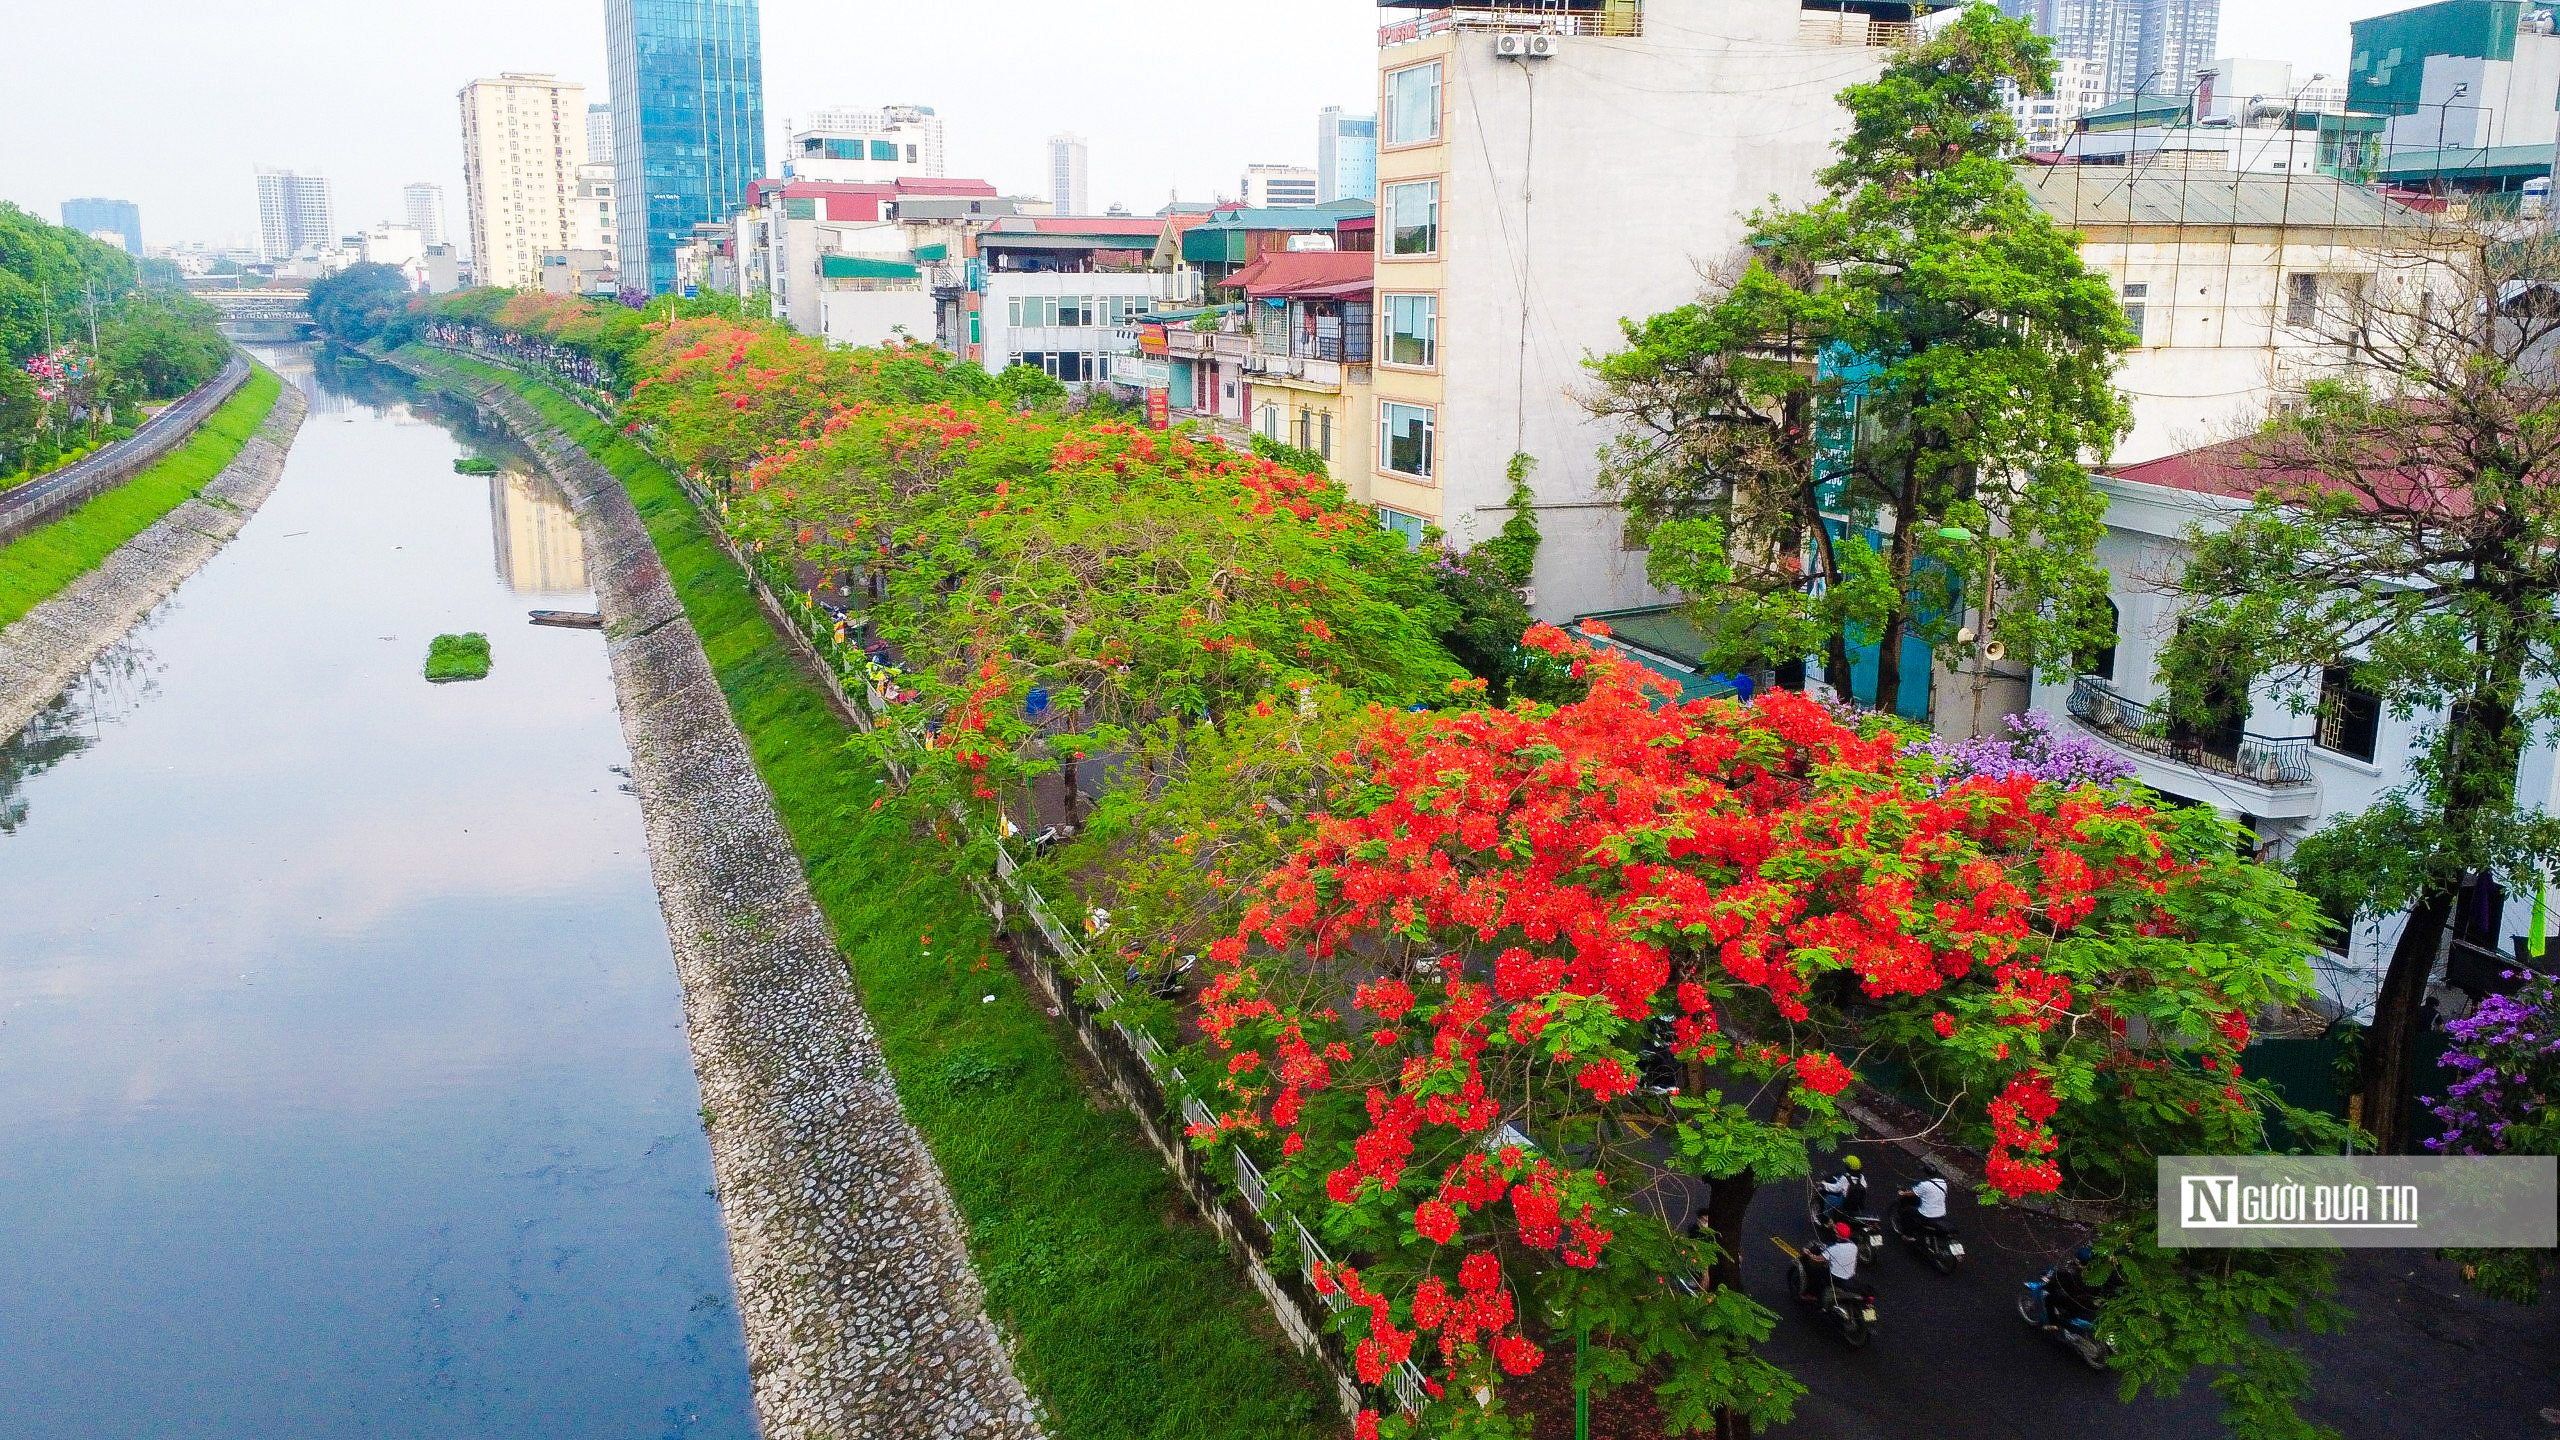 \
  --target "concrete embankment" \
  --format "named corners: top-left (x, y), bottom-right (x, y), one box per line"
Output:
top-left (0, 380), bottom-right (306, 743)
top-left (413, 359), bottom-right (1041, 1440)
